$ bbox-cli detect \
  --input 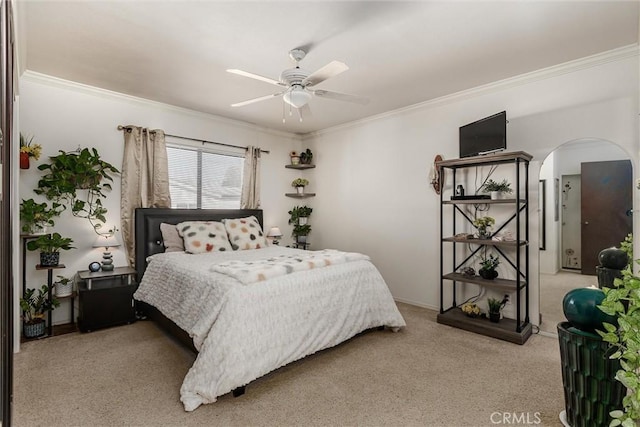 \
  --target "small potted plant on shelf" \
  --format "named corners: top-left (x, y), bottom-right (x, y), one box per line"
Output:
top-left (472, 216), bottom-right (495, 239)
top-left (479, 253), bottom-right (500, 280)
top-left (26, 232), bottom-right (75, 267)
top-left (487, 295), bottom-right (509, 323)
top-left (461, 302), bottom-right (481, 318)
top-left (53, 275), bottom-right (73, 297)
top-left (289, 205), bottom-right (313, 225)
top-left (291, 178), bottom-right (309, 195)
top-left (290, 151), bottom-right (300, 165)
top-left (19, 133), bottom-right (42, 170)
top-left (20, 284), bottom-right (59, 338)
top-left (299, 148), bottom-right (313, 165)
top-left (19, 198), bottom-right (61, 234)
top-left (293, 223), bottom-right (312, 245)
top-left (482, 178), bottom-right (513, 200)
